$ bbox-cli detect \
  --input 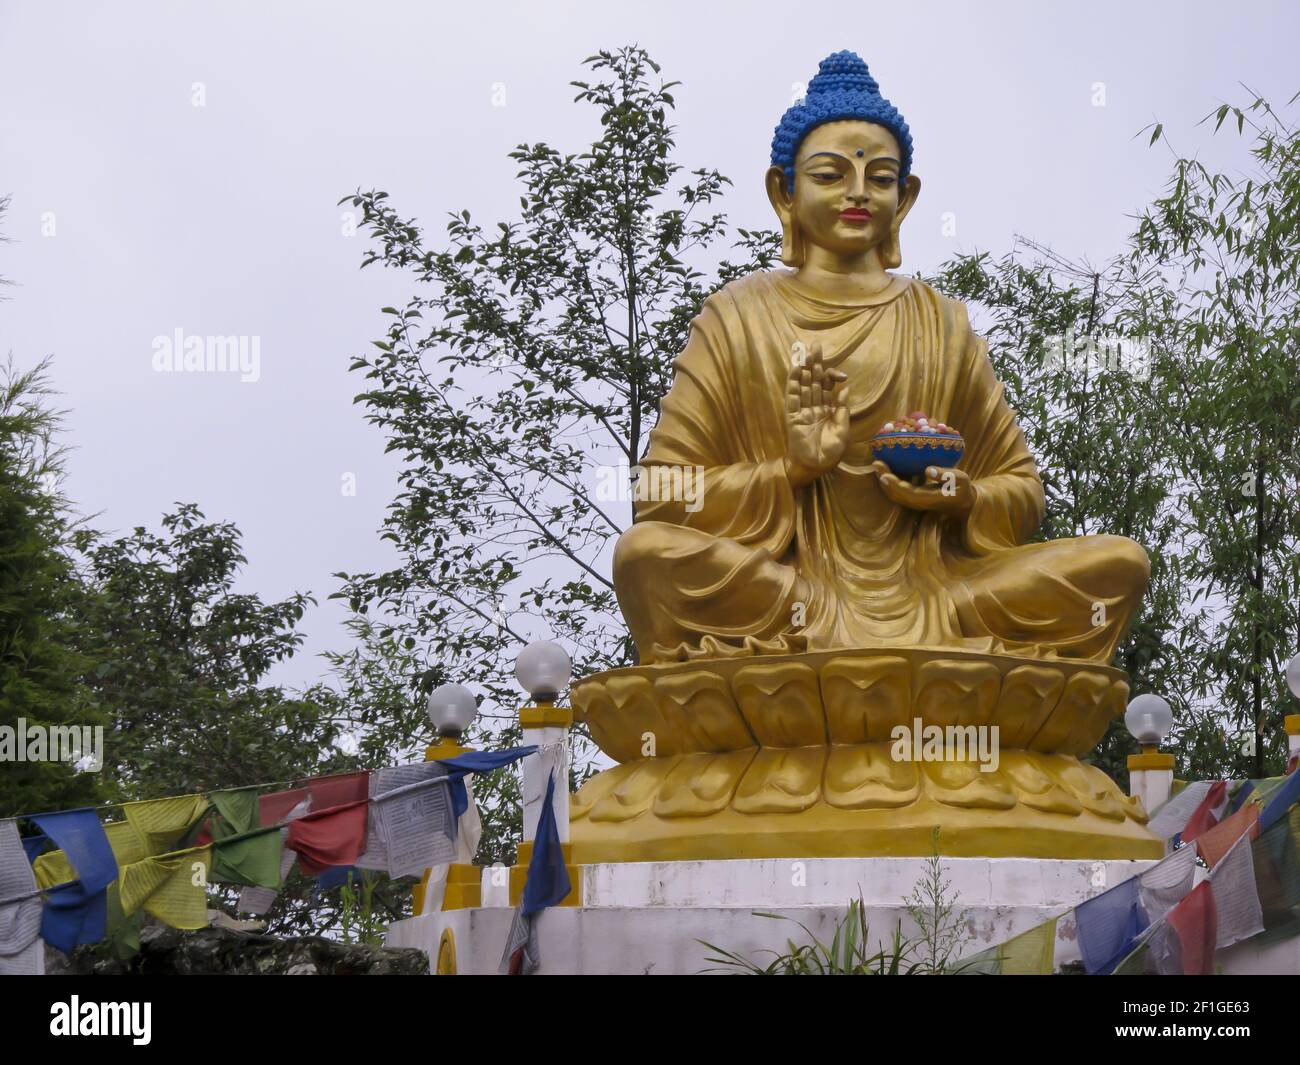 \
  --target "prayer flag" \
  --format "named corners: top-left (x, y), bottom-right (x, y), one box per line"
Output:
top-left (119, 845), bottom-right (213, 929)
top-left (306, 772), bottom-right (369, 811)
top-left (287, 800), bottom-right (369, 875)
top-left (1251, 806), bottom-right (1300, 941)
top-left (1259, 767), bottom-right (1300, 833)
top-left (31, 809), bottom-right (117, 953)
top-left (237, 799), bottom-right (309, 913)
top-left (1075, 877), bottom-right (1148, 975)
top-left (1166, 881), bottom-right (1216, 975)
top-left (20, 834), bottom-right (49, 863)
top-left (0, 820), bottom-right (43, 975)
top-left (356, 763), bottom-right (456, 879)
top-left (260, 787), bottom-right (310, 826)
top-left (1138, 843), bottom-right (1197, 923)
top-left (1209, 833), bottom-right (1264, 950)
top-left (960, 917), bottom-right (1058, 975)
top-left (33, 819), bottom-right (146, 889)
top-left (123, 795), bottom-right (211, 855)
top-left (501, 769), bottom-right (569, 975)
top-left (210, 826), bottom-right (283, 889)
top-left (442, 746), bottom-right (538, 820)
top-left (1181, 780), bottom-right (1228, 845)
top-left (209, 787), bottom-right (261, 838)
top-left (1146, 780), bottom-right (1213, 840)
top-left (1196, 802), bottom-right (1261, 869)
